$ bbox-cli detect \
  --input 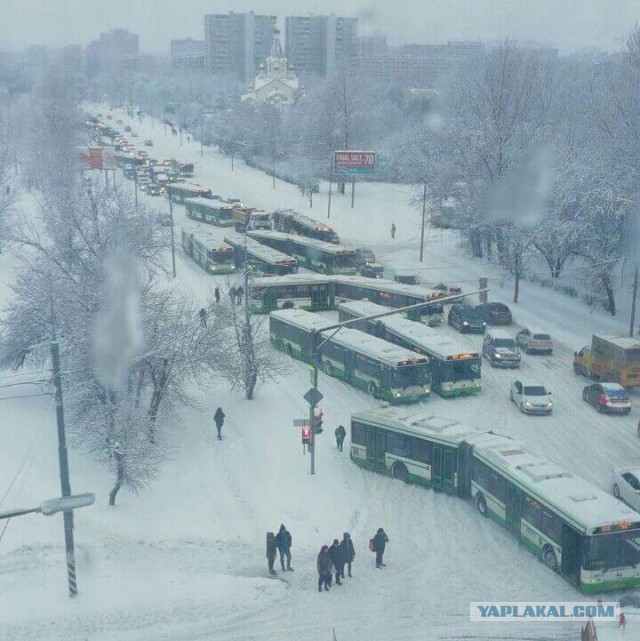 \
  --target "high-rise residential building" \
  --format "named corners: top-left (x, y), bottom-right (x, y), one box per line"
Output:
top-left (204, 11), bottom-right (276, 82)
top-left (86, 28), bottom-right (139, 73)
top-left (354, 33), bottom-right (387, 59)
top-left (285, 14), bottom-right (357, 78)
top-left (171, 38), bottom-right (205, 69)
